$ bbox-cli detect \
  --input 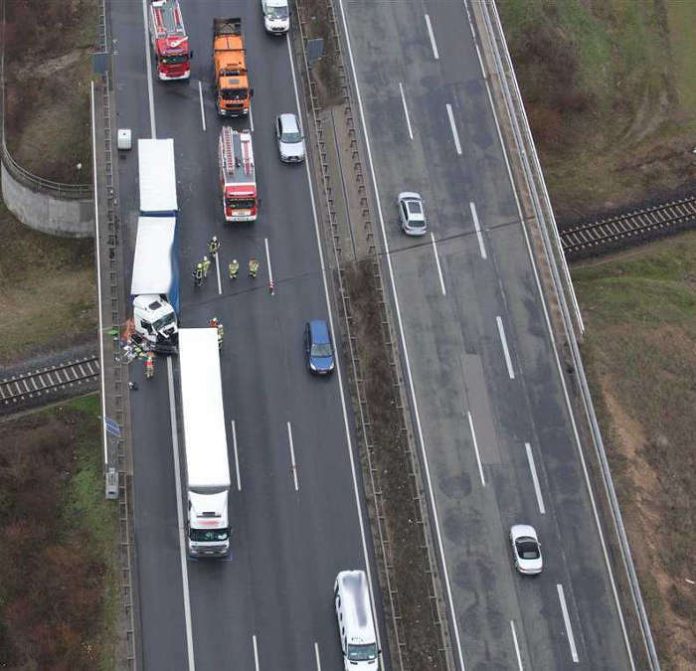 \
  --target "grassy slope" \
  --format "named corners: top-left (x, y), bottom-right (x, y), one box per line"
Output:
top-left (574, 233), bottom-right (696, 669)
top-left (0, 200), bottom-right (96, 364)
top-left (498, 0), bottom-right (696, 222)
